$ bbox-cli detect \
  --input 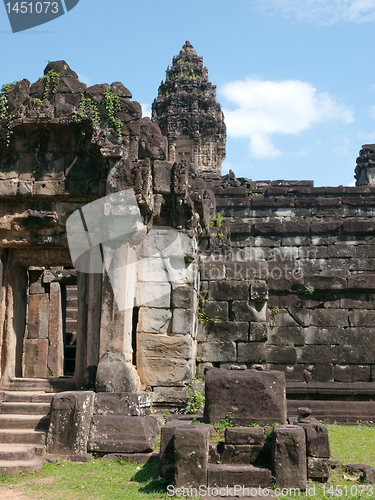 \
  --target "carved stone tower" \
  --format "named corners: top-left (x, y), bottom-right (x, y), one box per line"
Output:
top-left (152, 41), bottom-right (226, 176)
